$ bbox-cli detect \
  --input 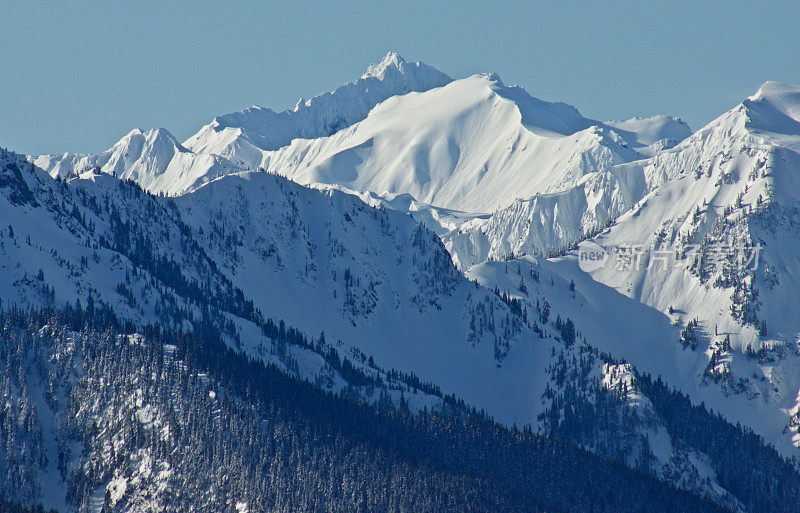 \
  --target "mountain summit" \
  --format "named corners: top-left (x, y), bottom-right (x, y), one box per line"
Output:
top-left (31, 52), bottom-right (452, 195)
top-left (183, 51), bottom-right (453, 162)
top-left (362, 51), bottom-right (419, 79)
